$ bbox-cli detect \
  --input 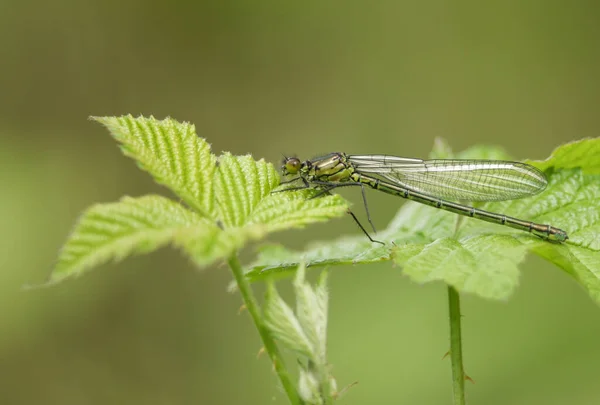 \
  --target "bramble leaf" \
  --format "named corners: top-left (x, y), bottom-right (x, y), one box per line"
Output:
top-left (213, 153), bottom-right (348, 232)
top-left (92, 115), bottom-right (216, 218)
top-left (528, 137), bottom-right (600, 174)
top-left (53, 195), bottom-right (217, 282)
top-left (52, 116), bottom-right (348, 282)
